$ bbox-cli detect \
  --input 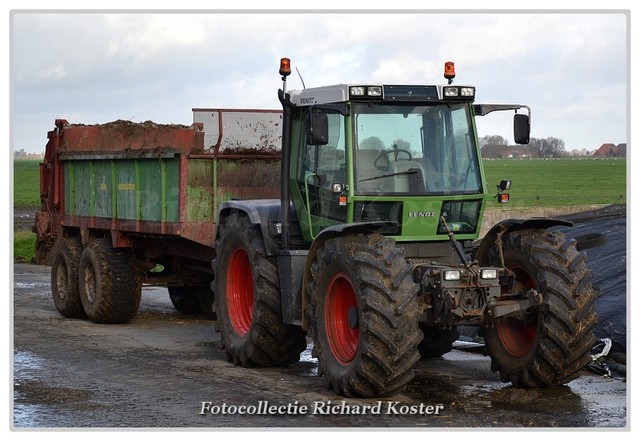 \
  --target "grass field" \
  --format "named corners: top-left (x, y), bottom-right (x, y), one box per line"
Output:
top-left (483, 158), bottom-right (626, 208)
top-left (14, 159), bottom-right (41, 208)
